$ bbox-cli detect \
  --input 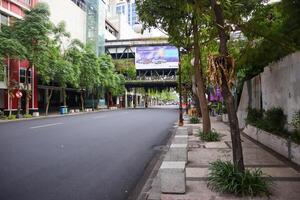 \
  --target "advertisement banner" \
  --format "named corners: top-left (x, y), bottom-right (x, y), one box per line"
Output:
top-left (135, 46), bottom-right (179, 69)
